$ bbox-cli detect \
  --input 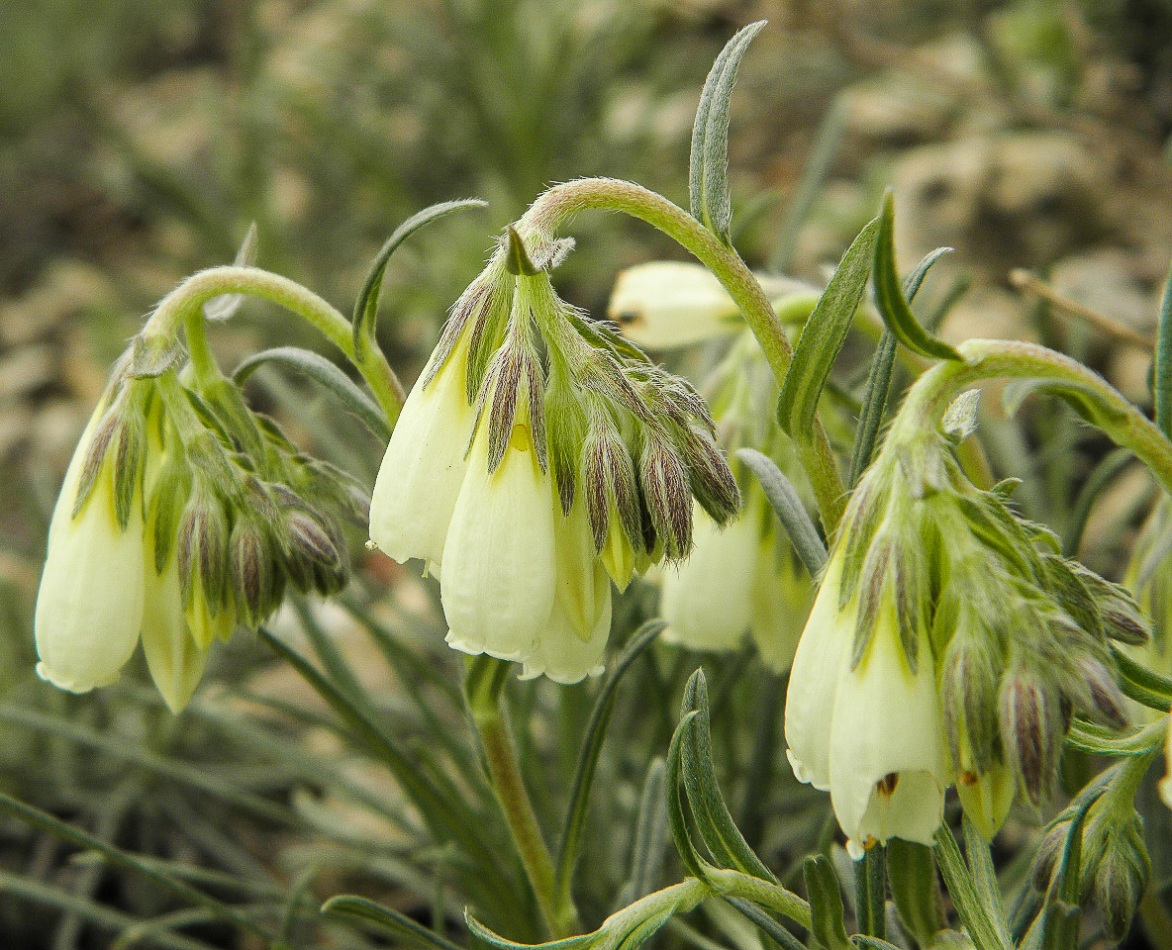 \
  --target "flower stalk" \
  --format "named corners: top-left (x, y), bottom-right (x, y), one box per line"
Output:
top-left (142, 265), bottom-right (405, 423)
top-left (467, 657), bottom-right (580, 940)
top-left (515, 177), bottom-right (848, 530)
